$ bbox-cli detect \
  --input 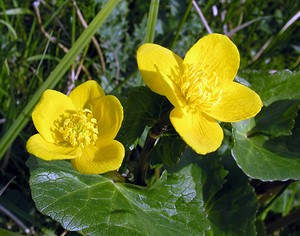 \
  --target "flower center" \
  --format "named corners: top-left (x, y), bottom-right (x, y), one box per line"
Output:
top-left (177, 64), bottom-right (222, 112)
top-left (58, 108), bottom-right (98, 147)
